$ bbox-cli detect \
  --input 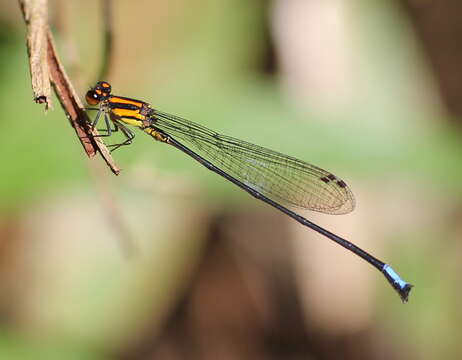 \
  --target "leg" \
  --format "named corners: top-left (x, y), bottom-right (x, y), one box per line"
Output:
top-left (90, 109), bottom-right (103, 129)
top-left (107, 121), bottom-right (136, 152)
top-left (91, 114), bottom-right (119, 137)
